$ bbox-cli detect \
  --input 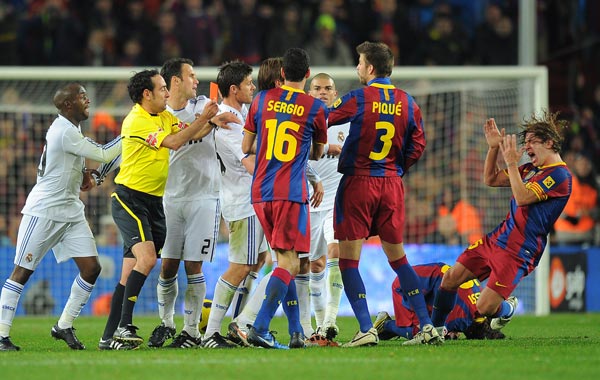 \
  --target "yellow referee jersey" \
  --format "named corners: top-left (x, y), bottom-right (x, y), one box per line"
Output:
top-left (115, 103), bottom-right (184, 196)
